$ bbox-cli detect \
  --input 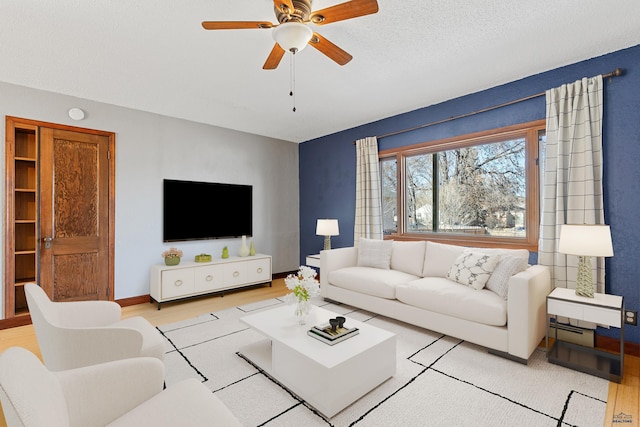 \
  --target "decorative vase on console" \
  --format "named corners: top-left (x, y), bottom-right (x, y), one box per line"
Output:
top-left (249, 240), bottom-right (256, 256)
top-left (238, 235), bottom-right (250, 257)
top-left (162, 247), bottom-right (183, 266)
